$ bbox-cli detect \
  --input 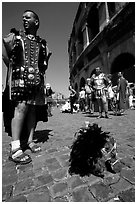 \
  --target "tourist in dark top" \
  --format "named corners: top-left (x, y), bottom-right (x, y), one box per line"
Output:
top-left (117, 72), bottom-right (128, 114)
